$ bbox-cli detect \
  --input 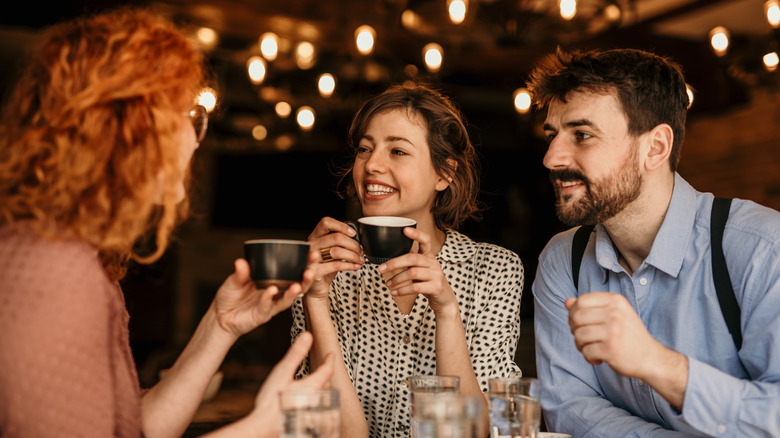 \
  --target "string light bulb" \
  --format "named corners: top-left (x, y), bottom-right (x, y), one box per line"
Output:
top-left (355, 25), bottom-right (376, 55)
top-left (513, 88), bottom-right (532, 114)
top-left (246, 56), bottom-right (267, 84)
top-left (296, 106), bottom-right (316, 131)
top-left (560, 0), bottom-right (577, 21)
top-left (764, 52), bottom-right (779, 72)
top-left (275, 101), bottom-right (292, 119)
top-left (685, 84), bottom-right (695, 109)
top-left (296, 41), bottom-right (316, 70)
top-left (197, 88), bottom-right (217, 113)
top-left (709, 26), bottom-right (730, 57)
top-left (259, 32), bottom-right (279, 61)
top-left (448, 0), bottom-right (468, 25)
top-left (317, 73), bottom-right (336, 98)
top-left (423, 43), bottom-right (443, 72)
top-left (766, 0), bottom-right (780, 28)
